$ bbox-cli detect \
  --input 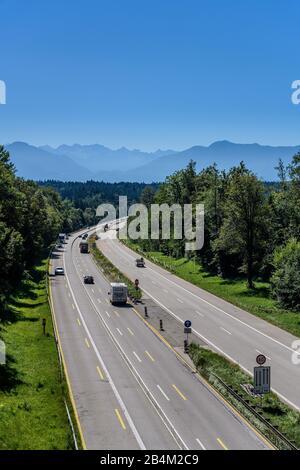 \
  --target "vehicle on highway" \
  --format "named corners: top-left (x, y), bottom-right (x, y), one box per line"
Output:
top-left (104, 223), bottom-right (109, 232)
top-left (79, 240), bottom-right (89, 253)
top-left (84, 275), bottom-right (94, 284)
top-left (109, 282), bottom-right (128, 305)
top-left (82, 233), bottom-right (88, 239)
top-left (136, 257), bottom-right (145, 267)
top-left (55, 267), bottom-right (65, 275)
top-left (58, 233), bottom-right (66, 243)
